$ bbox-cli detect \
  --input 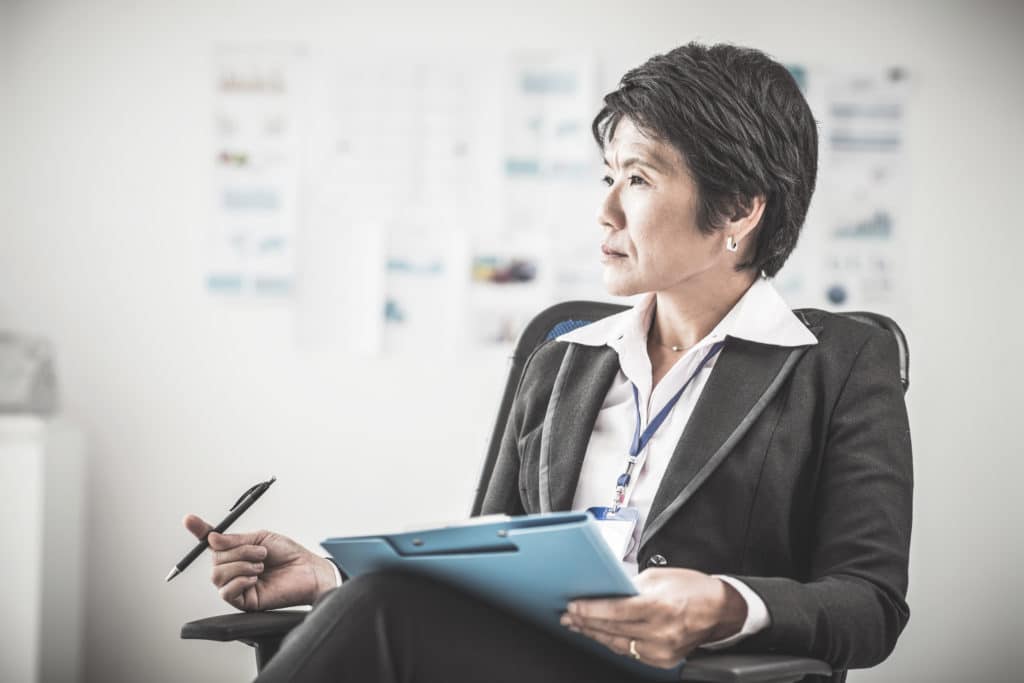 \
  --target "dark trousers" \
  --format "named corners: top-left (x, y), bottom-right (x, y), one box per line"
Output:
top-left (253, 571), bottom-right (654, 683)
